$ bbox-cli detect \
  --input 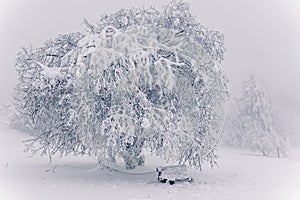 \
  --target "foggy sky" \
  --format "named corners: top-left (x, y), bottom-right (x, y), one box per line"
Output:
top-left (0, 0), bottom-right (299, 106)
